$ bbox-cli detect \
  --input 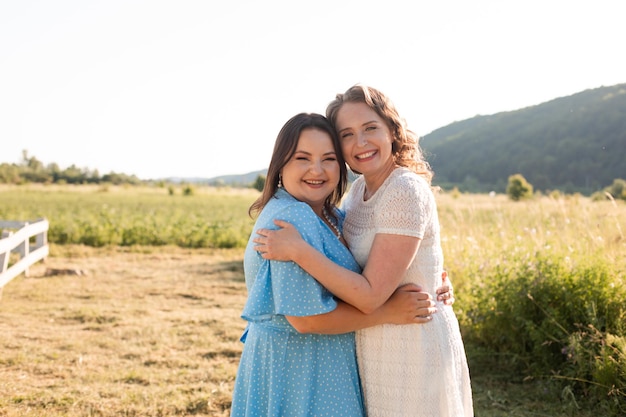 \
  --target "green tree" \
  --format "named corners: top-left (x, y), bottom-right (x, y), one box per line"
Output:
top-left (605, 178), bottom-right (626, 201)
top-left (506, 174), bottom-right (533, 201)
top-left (0, 163), bottom-right (20, 184)
top-left (252, 174), bottom-right (266, 192)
